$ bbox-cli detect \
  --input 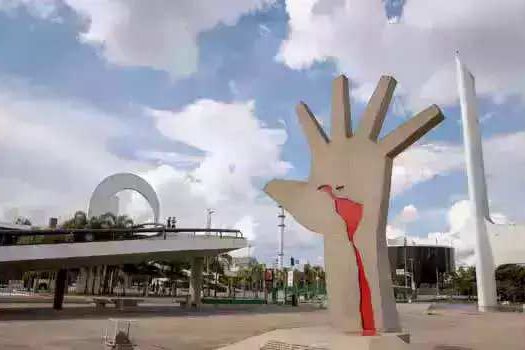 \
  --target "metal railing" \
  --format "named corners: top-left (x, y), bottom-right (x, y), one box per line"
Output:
top-left (0, 227), bottom-right (243, 246)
